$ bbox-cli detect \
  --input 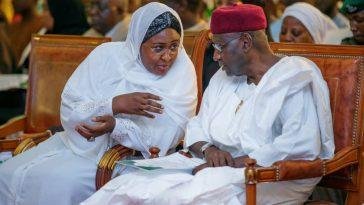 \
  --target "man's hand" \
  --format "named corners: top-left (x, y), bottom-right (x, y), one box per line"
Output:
top-left (233, 156), bottom-right (250, 168)
top-left (192, 163), bottom-right (209, 175)
top-left (204, 146), bottom-right (234, 167)
top-left (192, 155), bottom-right (249, 175)
top-left (112, 92), bottom-right (163, 118)
top-left (76, 115), bottom-right (116, 140)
